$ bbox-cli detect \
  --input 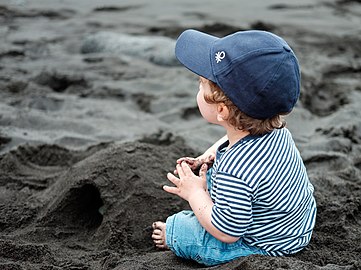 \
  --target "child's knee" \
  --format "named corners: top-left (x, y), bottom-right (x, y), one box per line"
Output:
top-left (166, 211), bottom-right (203, 243)
top-left (165, 211), bottom-right (205, 258)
